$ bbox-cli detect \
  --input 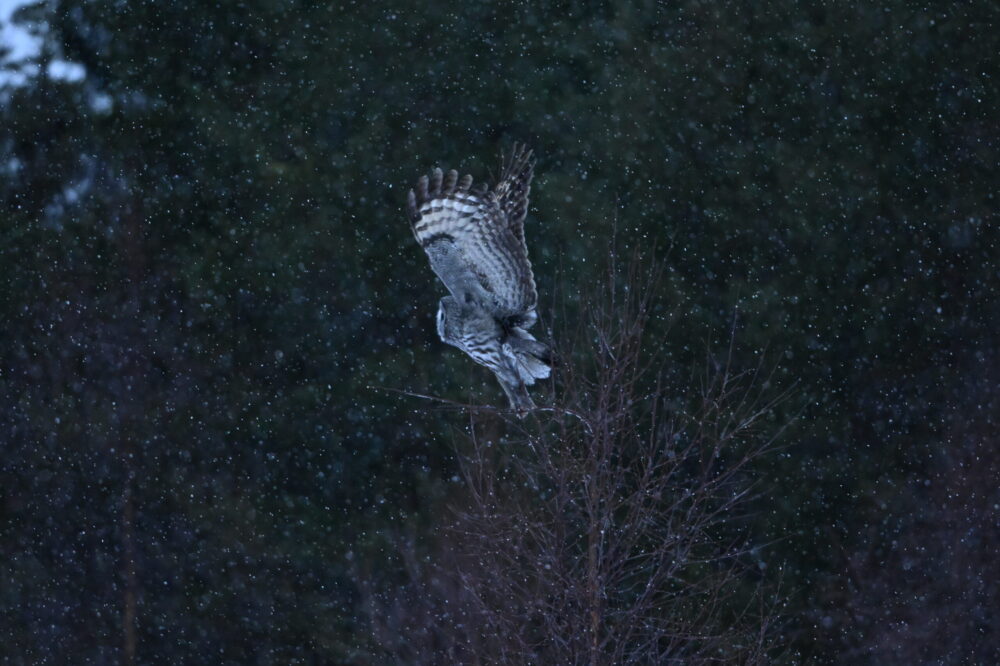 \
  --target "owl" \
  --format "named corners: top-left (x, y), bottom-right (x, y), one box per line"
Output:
top-left (406, 144), bottom-right (551, 414)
